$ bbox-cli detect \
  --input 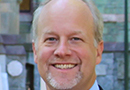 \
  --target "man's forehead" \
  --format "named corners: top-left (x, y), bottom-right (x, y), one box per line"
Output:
top-left (42, 29), bottom-right (86, 34)
top-left (44, 0), bottom-right (87, 9)
top-left (37, 0), bottom-right (94, 35)
top-left (40, 0), bottom-right (92, 18)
